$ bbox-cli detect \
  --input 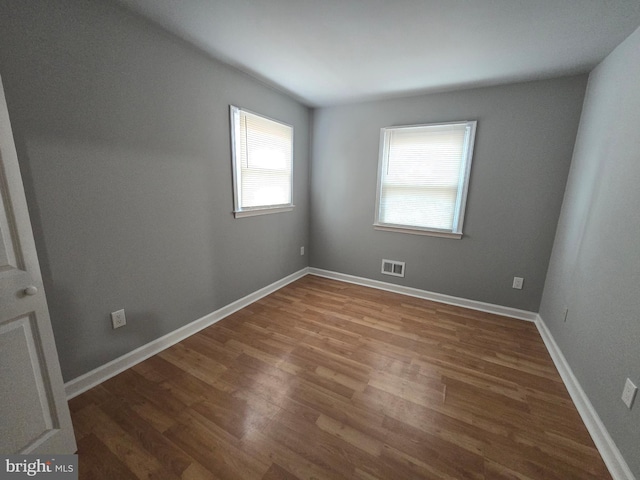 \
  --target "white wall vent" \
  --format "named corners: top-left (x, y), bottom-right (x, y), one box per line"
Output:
top-left (381, 259), bottom-right (405, 277)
